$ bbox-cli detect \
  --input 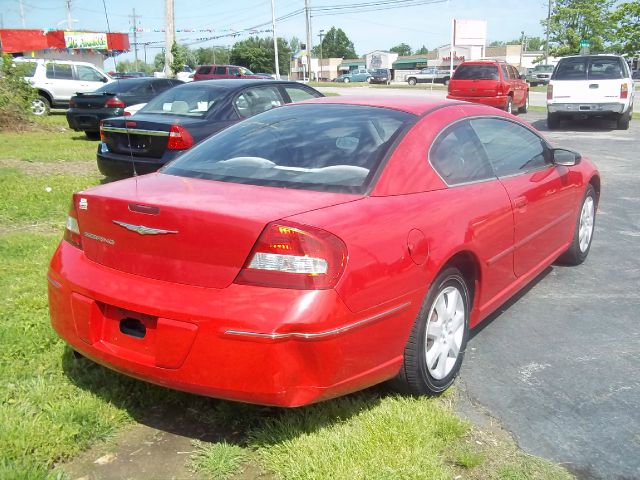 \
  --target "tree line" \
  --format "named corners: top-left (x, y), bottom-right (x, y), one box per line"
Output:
top-left (118, 1), bottom-right (639, 75)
